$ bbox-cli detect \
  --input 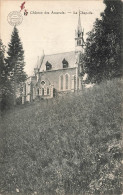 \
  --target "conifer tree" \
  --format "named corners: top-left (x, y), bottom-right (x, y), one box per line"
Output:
top-left (0, 38), bottom-right (6, 109)
top-left (0, 39), bottom-right (13, 111)
top-left (0, 39), bottom-right (5, 81)
top-left (83, 0), bottom-right (123, 83)
top-left (5, 26), bottom-right (27, 105)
